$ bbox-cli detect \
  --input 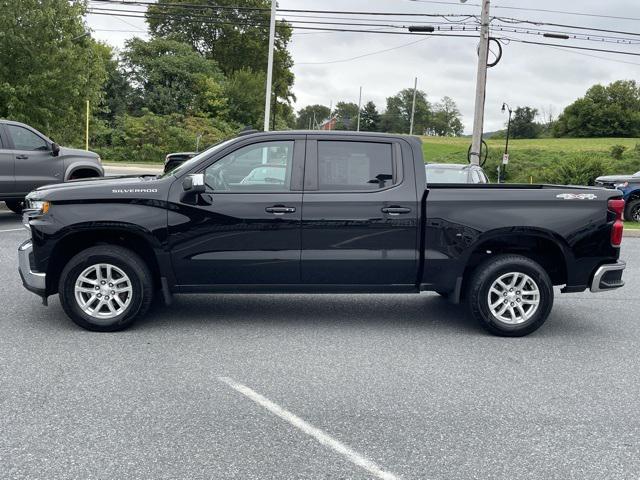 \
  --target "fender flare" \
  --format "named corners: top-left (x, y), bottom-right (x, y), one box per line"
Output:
top-left (64, 161), bottom-right (104, 181)
top-left (460, 226), bottom-right (573, 275)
